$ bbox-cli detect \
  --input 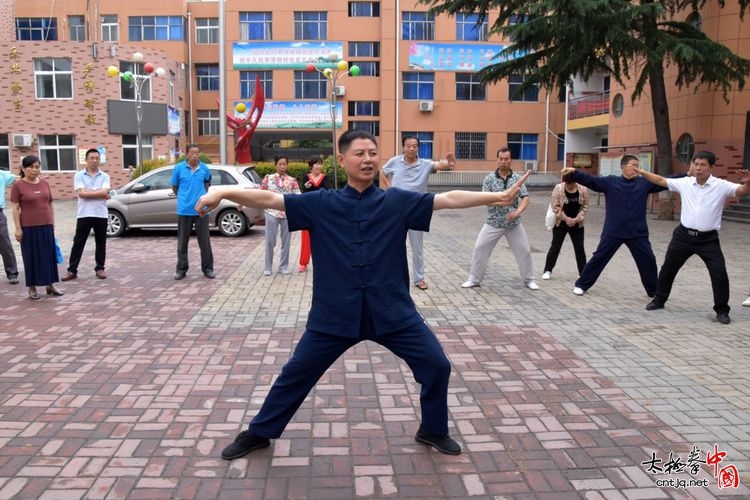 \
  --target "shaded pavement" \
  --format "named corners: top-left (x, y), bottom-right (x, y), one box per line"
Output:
top-left (0, 194), bottom-right (749, 499)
